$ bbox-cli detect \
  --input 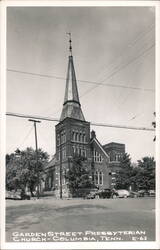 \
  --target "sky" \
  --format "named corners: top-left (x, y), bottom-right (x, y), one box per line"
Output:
top-left (6, 6), bottom-right (155, 162)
